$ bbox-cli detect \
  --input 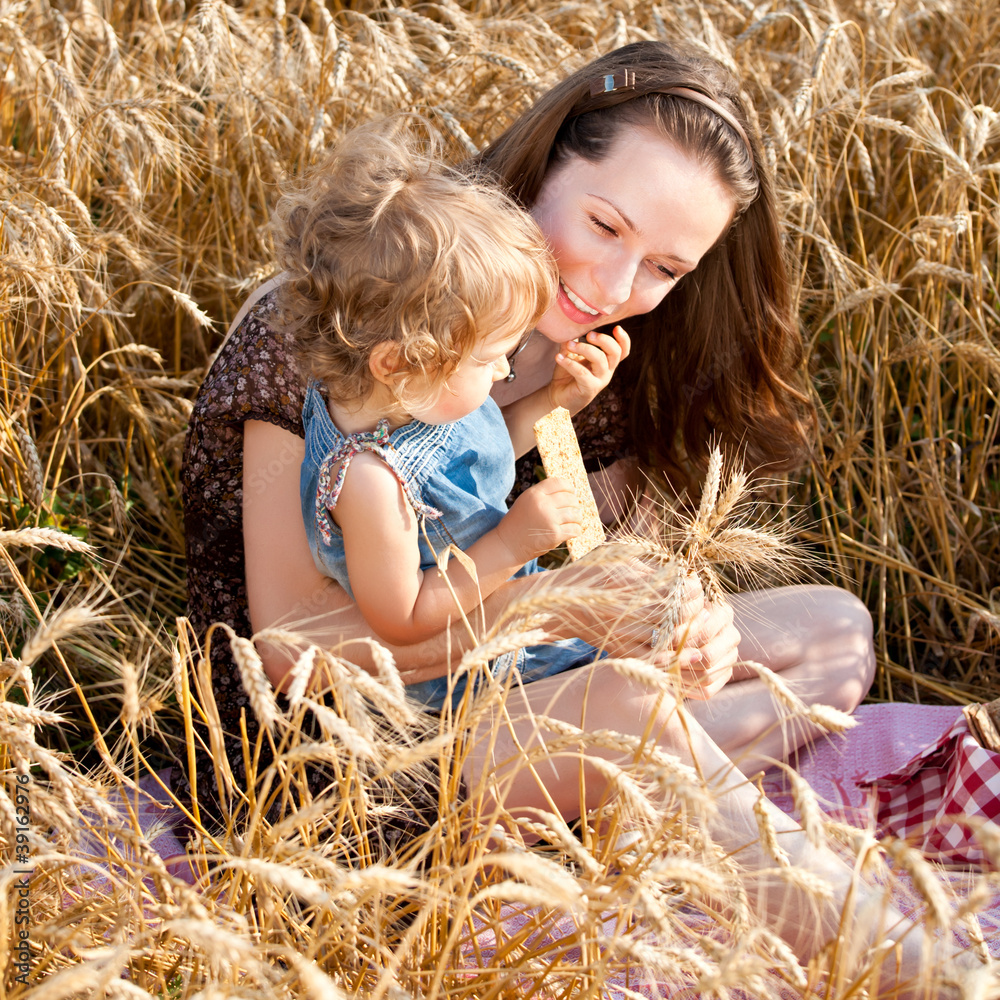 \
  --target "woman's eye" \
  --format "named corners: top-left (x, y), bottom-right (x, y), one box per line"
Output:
top-left (590, 215), bottom-right (617, 235)
top-left (652, 262), bottom-right (677, 281)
